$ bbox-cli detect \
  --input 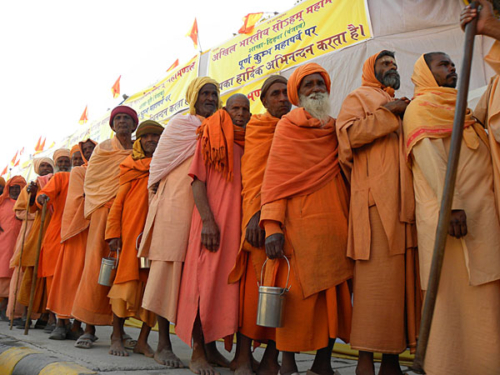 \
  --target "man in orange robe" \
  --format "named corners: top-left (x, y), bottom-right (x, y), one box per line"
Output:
top-left (72, 106), bottom-right (137, 349)
top-left (0, 176), bottom-right (26, 320)
top-left (176, 94), bottom-right (250, 375)
top-left (337, 52), bottom-right (420, 374)
top-left (46, 141), bottom-right (97, 340)
top-left (105, 121), bottom-right (163, 357)
top-left (260, 63), bottom-right (353, 375)
top-left (15, 157), bottom-right (54, 327)
top-left (228, 75), bottom-right (291, 375)
top-left (139, 77), bottom-right (222, 368)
